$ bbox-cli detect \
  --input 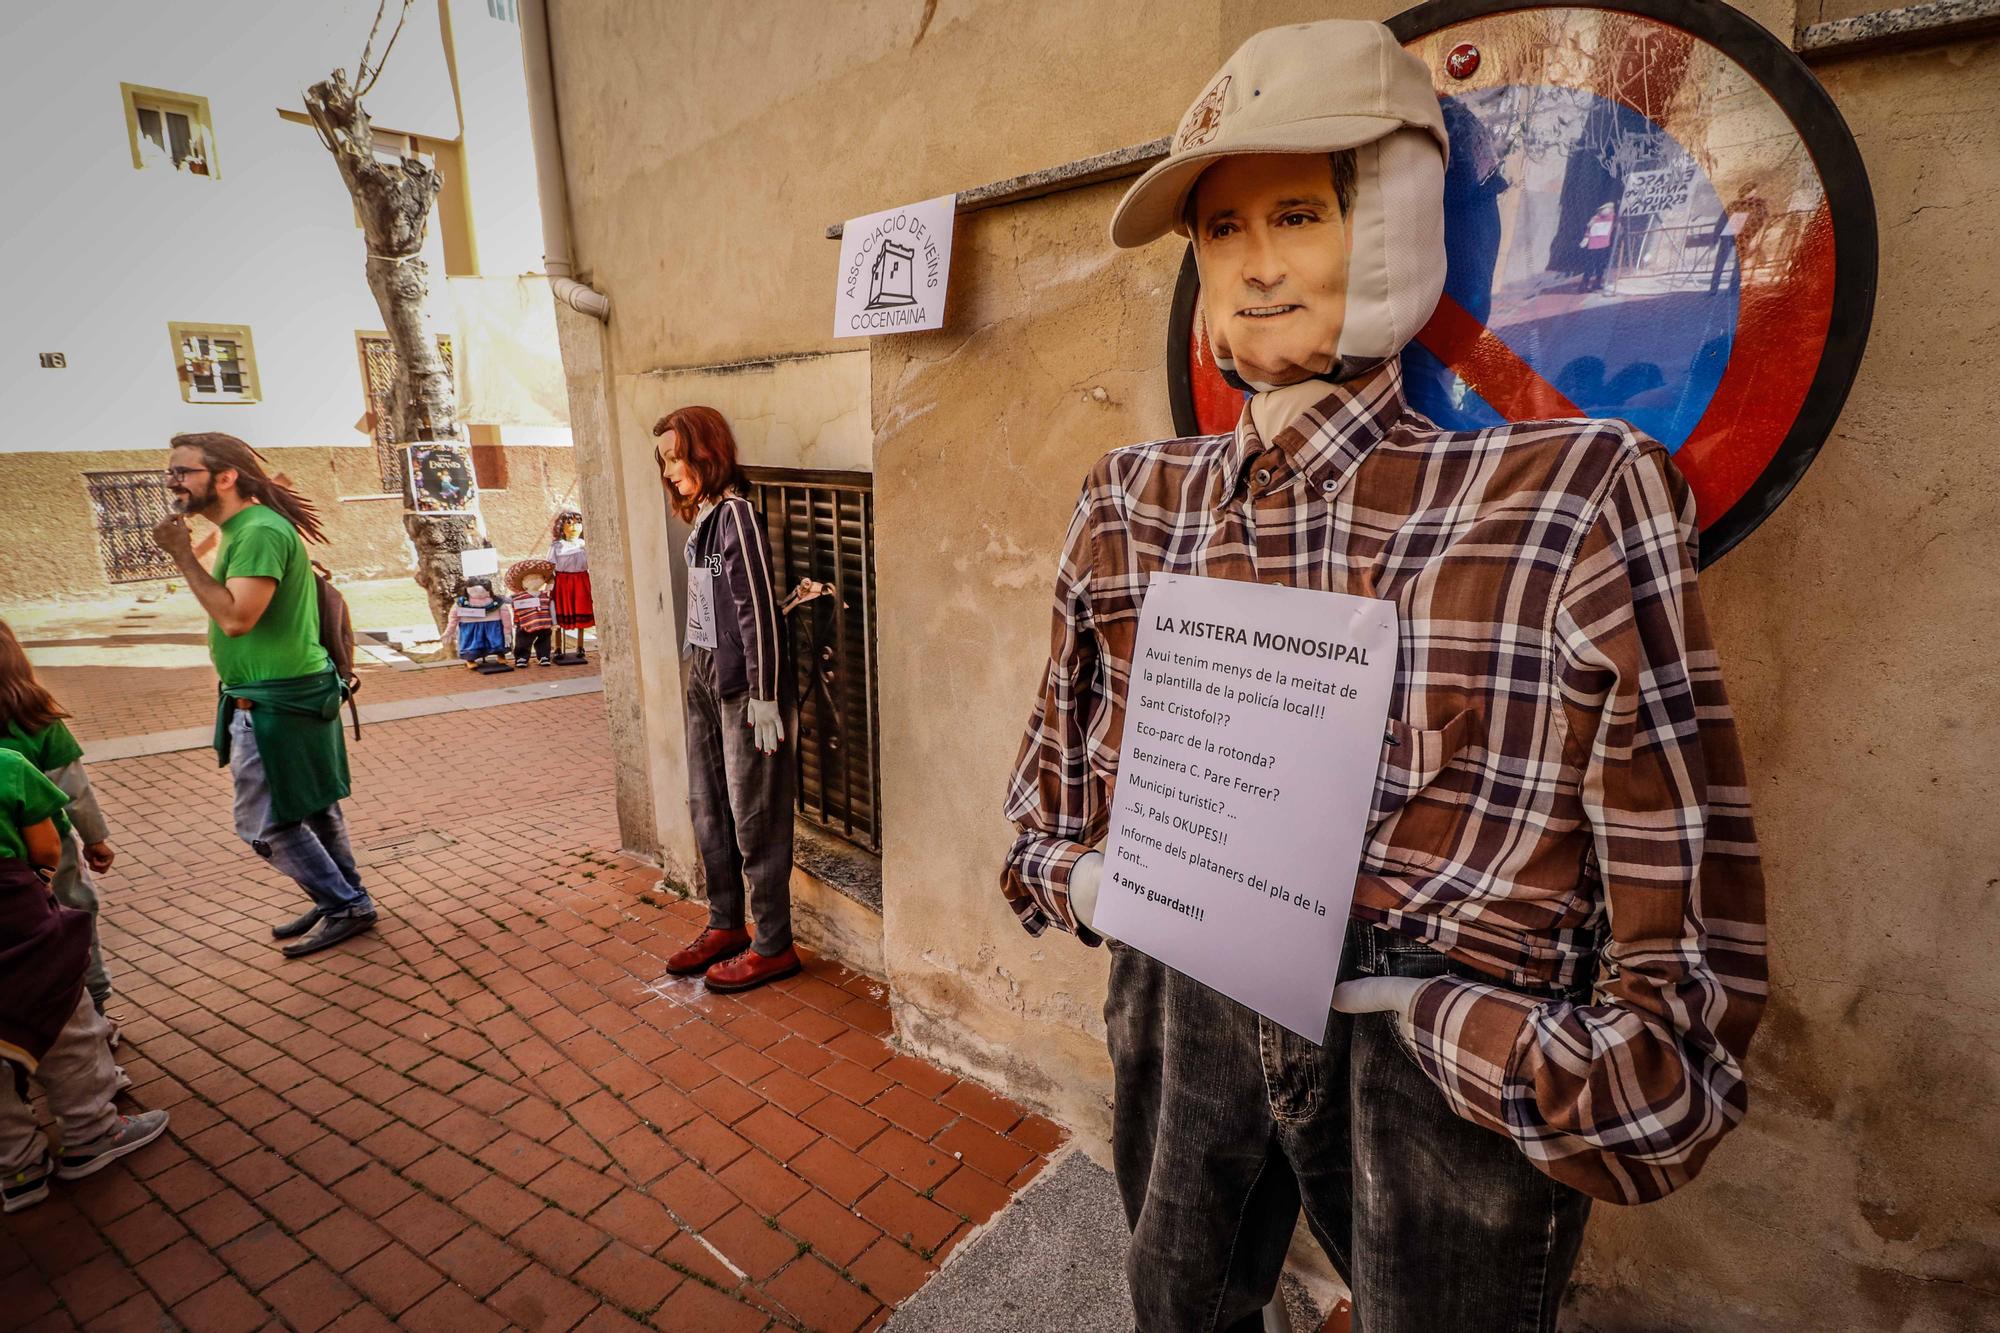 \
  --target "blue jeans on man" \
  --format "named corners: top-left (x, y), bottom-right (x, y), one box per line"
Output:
top-left (228, 710), bottom-right (373, 939)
